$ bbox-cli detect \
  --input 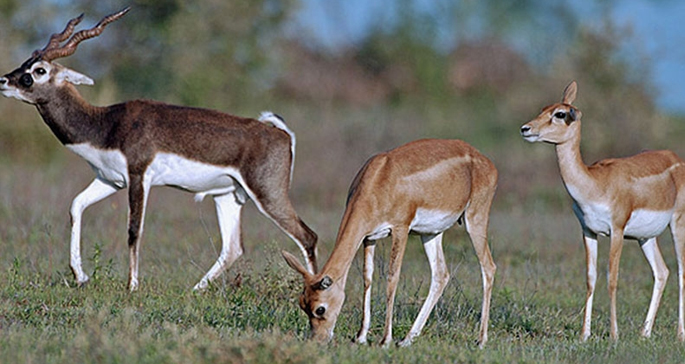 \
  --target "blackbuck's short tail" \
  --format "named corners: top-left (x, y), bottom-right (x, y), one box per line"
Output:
top-left (259, 111), bottom-right (296, 184)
